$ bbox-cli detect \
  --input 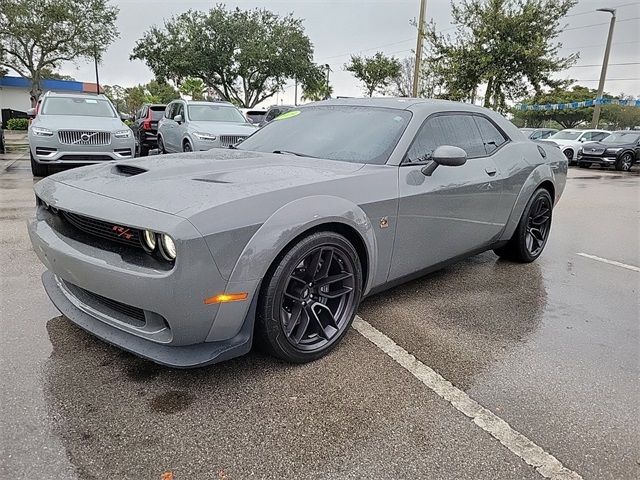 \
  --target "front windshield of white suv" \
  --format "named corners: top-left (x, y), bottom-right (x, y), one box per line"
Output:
top-left (188, 105), bottom-right (246, 123)
top-left (550, 131), bottom-right (581, 140)
top-left (41, 97), bottom-right (116, 118)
